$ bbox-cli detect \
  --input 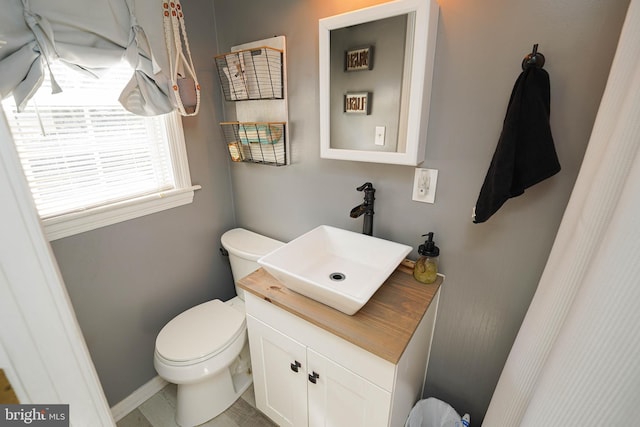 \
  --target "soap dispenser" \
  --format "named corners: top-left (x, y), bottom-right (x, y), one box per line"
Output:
top-left (413, 232), bottom-right (439, 284)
